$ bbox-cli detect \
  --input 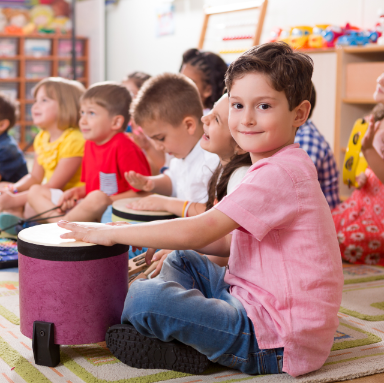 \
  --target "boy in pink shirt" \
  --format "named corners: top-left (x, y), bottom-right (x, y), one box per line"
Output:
top-left (58, 42), bottom-right (343, 377)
